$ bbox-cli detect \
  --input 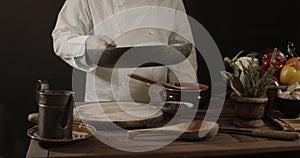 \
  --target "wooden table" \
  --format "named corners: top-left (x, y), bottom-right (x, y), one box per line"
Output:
top-left (26, 100), bottom-right (300, 158)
